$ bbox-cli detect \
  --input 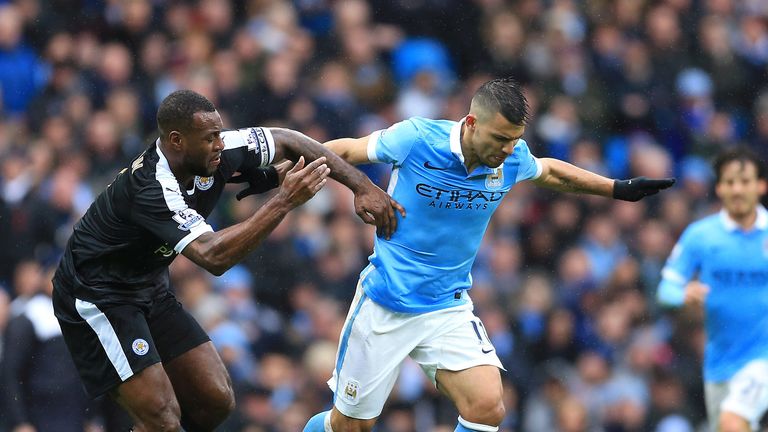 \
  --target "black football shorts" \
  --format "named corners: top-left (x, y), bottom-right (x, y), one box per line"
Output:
top-left (52, 285), bottom-right (210, 398)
